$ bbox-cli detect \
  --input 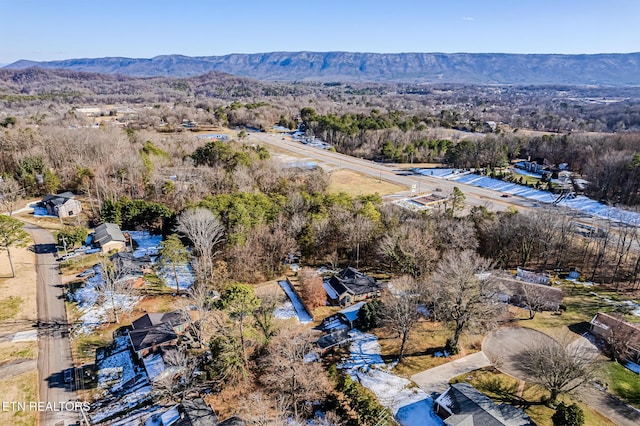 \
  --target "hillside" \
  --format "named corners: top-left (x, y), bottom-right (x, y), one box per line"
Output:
top-left (4, 51), bottom-right (640, 86)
